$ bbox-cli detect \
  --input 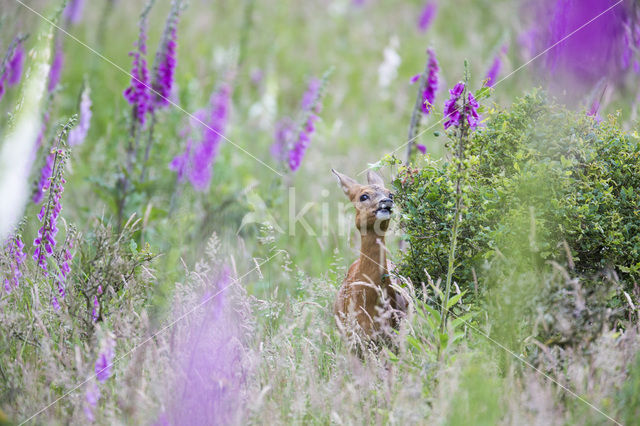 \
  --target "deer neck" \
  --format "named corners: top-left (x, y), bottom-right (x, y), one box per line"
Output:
top-left (356, 231), bottom-right (389, 287)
